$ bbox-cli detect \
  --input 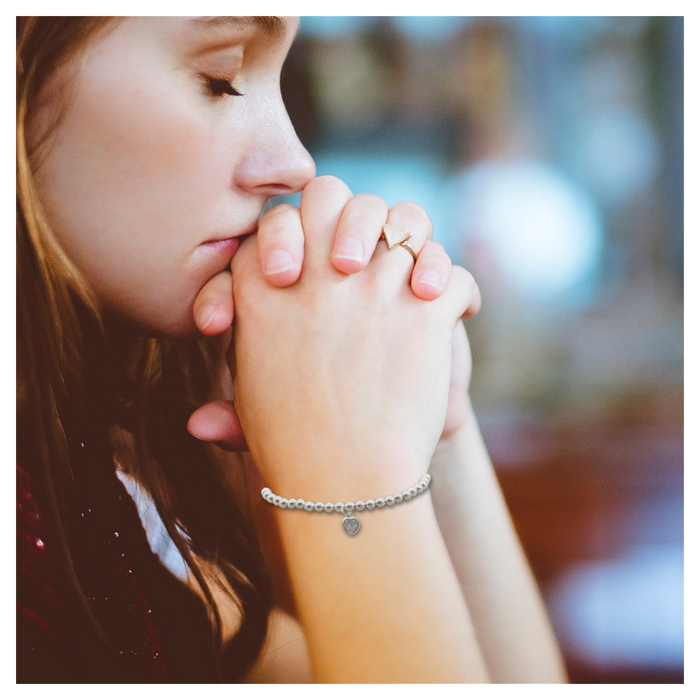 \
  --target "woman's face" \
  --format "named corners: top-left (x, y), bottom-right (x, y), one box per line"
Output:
top-left (31, 17), bottom-right (315, 337)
